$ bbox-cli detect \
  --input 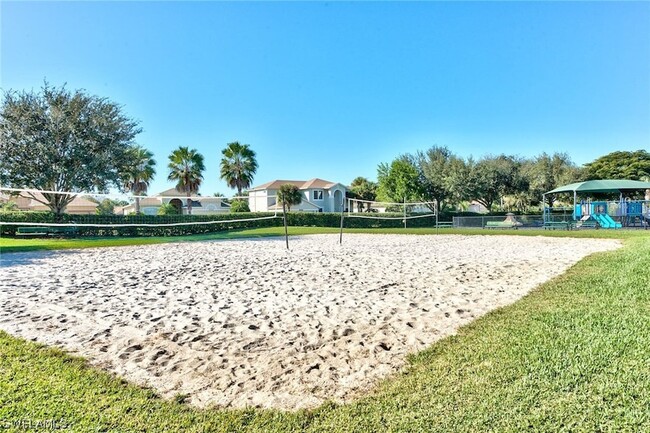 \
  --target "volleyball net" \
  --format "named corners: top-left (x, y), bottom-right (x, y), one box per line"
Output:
top-left (0, 188), bottom-right (444, 239)
top-left (346, 198), bottom-right (438, 225)
top-left (0, 187), bottom-right (282, 236)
